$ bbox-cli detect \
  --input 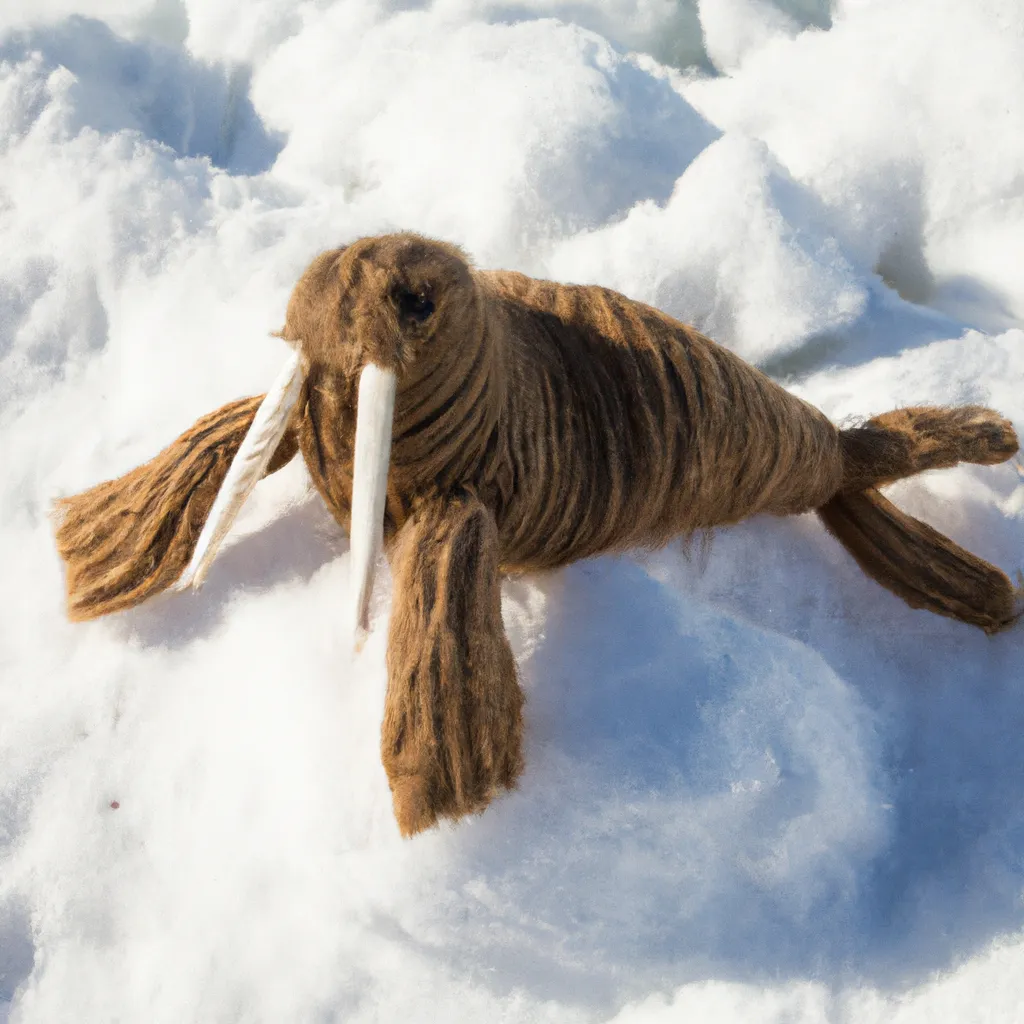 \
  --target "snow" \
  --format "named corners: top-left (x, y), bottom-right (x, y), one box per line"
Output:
top-left (1, 0), bottom-right (1023, 1020)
